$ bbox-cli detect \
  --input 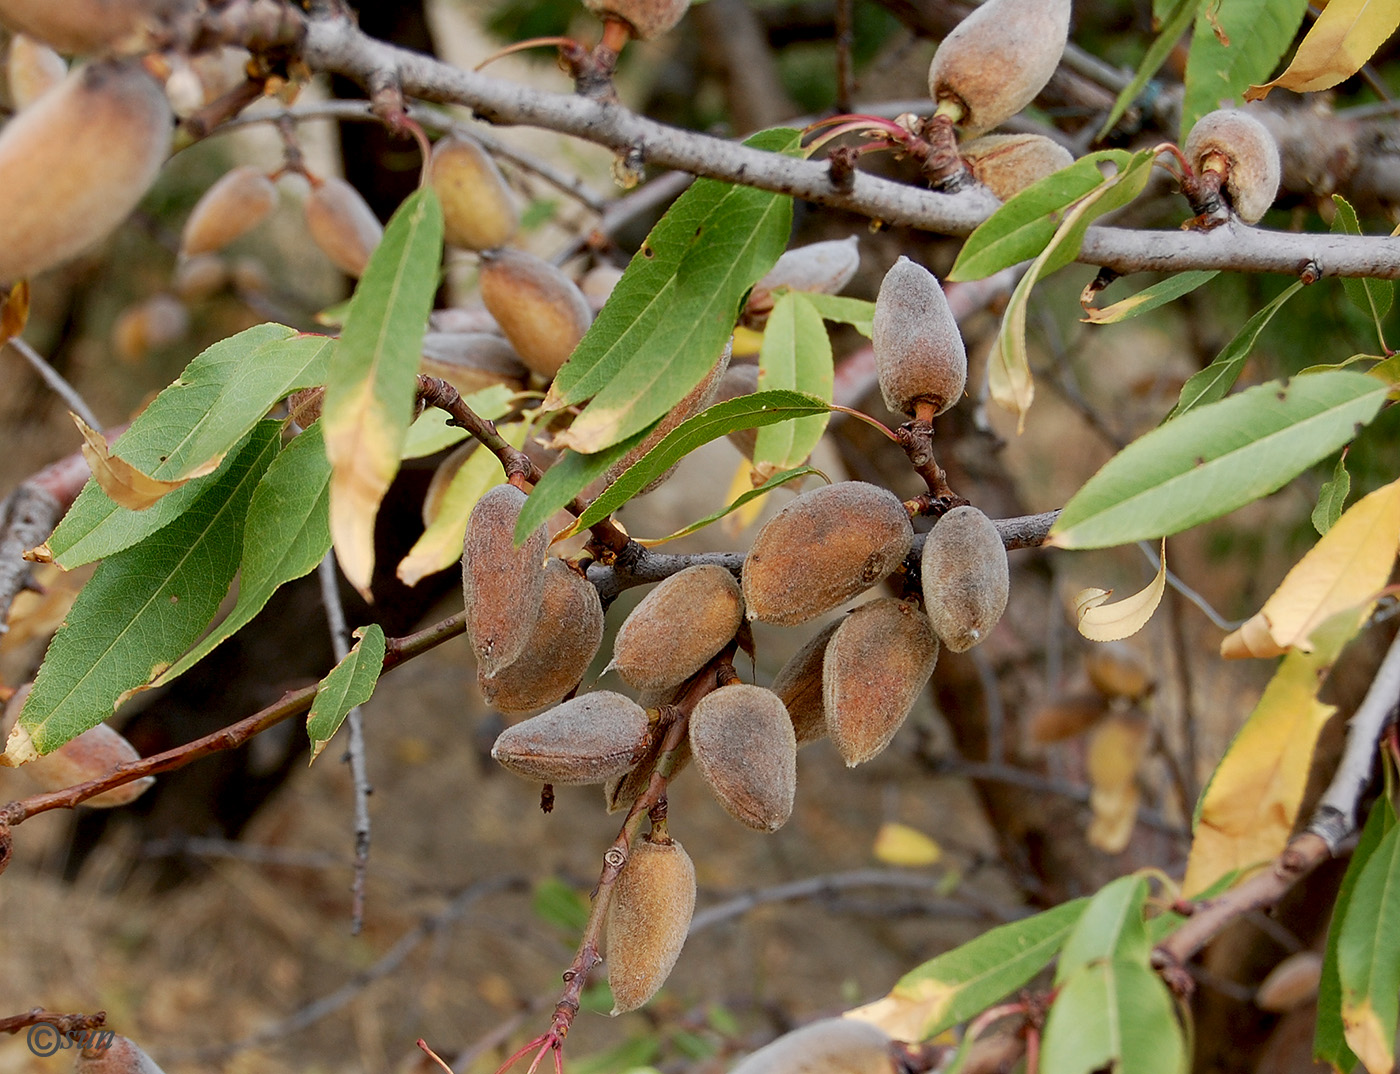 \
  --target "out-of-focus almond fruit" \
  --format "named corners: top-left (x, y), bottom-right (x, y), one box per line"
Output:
top-left (1256, 951), bottom-right (1323, 1012)
top-left (613, 564), bottom-right (742, 691)
top-left (430, 134), bottom-right (519, 252)
top-left (75, 1034), bottom-right (166, 1074)
top-left (745, 236), bottom-right (861, 327)
top-left (1184, 108), bottom-right (1281, 224)
top-left (926, 0), bottom-right (1071, 137)
top-left (430, 305), bottom-right (500, 335)
top-left (728, 1017), bottom-right (895, 1074)
top-left (960, 133), bottom-right (1074, 200)
top-left (419, 331), bottom-right (529, 394)
top-left (580, 263), bottom-right (625, 311)
top-left (480, 559), bottom-right (604, 713)
top-left (921, 505), bottom-right (1008, 652)
top-left (172, 252), bottom-right (228, 301)
top-left (872, 256), bottom-right (967, 419)
top-left (743, 481), bottom-right (913, 627)
top-left (491, 691), bottom-right (650, 784)
top-left (111, 293), bottom-right (189, 361)
top-left (462, 483), bottom-right (549, 677)
top-left (180, 165), bottom-right (277, 257)
top-left (689, 683), bottom-right (796, 831)
top-left (606, 833), bottom-right (696, 1014)
top-left (770, 619), bottom-right (840, 746)
top-left (1084, 641), bottom-right (1153, 701)
top-left (0, 60), bottom-right (172, 285)
top-left (584, 0), bottom-right (690, 40)
top-left (305, 176), bottom-right (383, 277)
top-left (7, 34), bottom-right (65, 108)
top-left (0, 0), bottom-right (189, 54)
top-left (479, 249), bottom-right (592, 380)
top-left (230, 256), bottom-right (270, 294)
top-left (823, 599), bottom-right (939, 766)
top-left (1026, 690), bottom-right (1109, 744)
